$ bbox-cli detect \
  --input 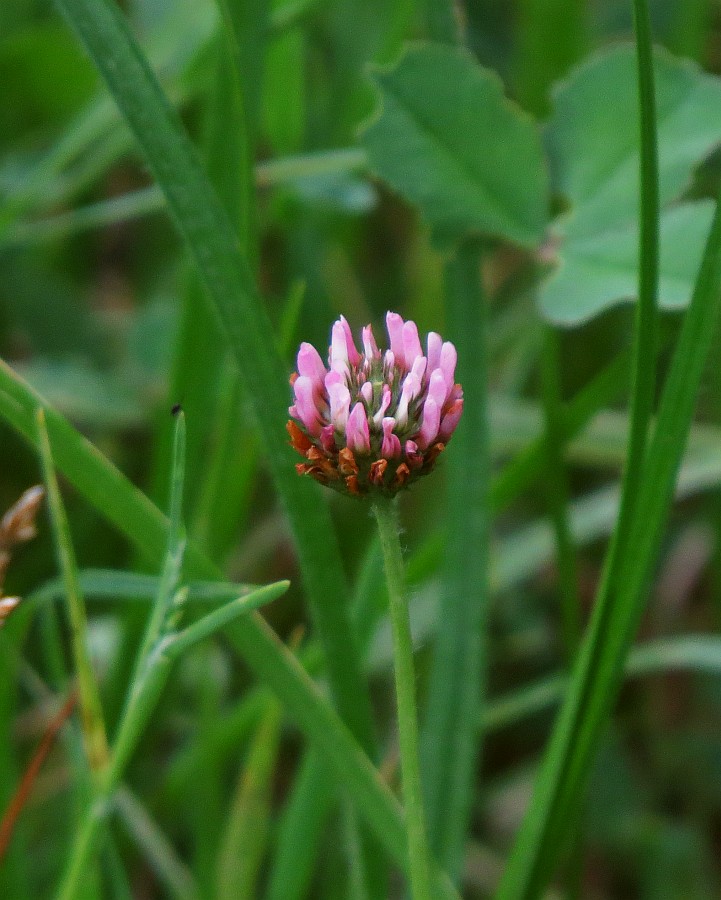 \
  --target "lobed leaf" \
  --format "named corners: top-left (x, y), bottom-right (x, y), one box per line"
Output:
top-left (541, 45), bottom-right (721, 324)
top-left (361, 42), bottom-right (549, 247)
top-left (547, 45), bottom-right (721, 238)
top-left (540, 200), bottom-right (714, 324)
